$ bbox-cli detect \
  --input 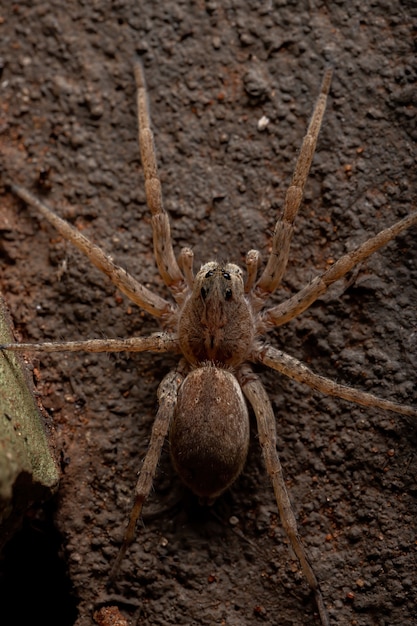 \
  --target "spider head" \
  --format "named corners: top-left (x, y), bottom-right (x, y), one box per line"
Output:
top-left (178, 262), bottom-right (255, 367)
top-left (197, 261), bottom-right (244, 303)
